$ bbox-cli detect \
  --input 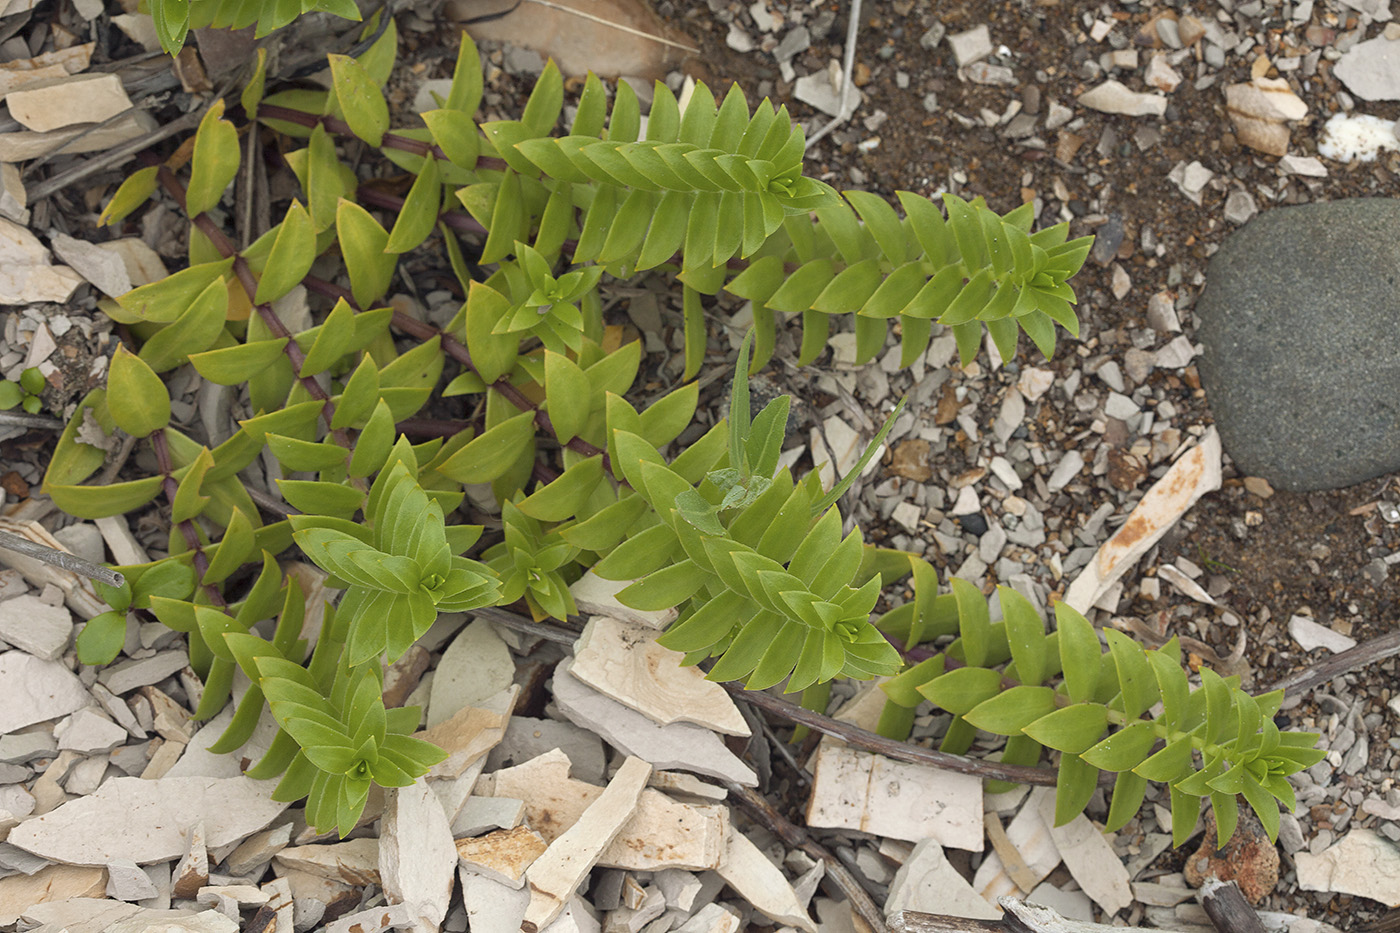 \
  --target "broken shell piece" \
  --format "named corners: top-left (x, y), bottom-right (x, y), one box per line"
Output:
top-left (1224, 77), bottom-right (1308, 157)
top-left (1035, 790), bottom-right (1132, 915)
top-left (1077, 79), bottom-right (1167, 116)
top-left (570, 616), bottom-right (750, 736)
top-left (806, 742), bottom-right (984, 850)
top-left (522, 756), bottom-right (652, 932)
top-left (715, 826), bottom-right (818, 932)
top-left (552, 659), bottom-right (757, 786)
top-left (1064, 428), bottom-right (1222, 614)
